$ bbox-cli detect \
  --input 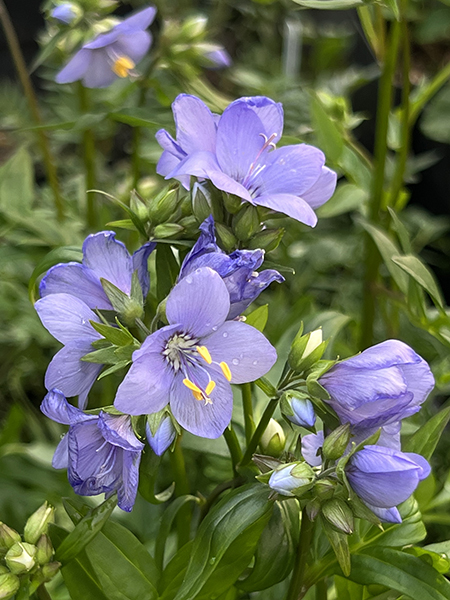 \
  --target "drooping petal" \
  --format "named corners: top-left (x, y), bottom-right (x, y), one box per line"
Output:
top-left (365, 503), bottom-right (402, 524)
top-left (255, 193), bottom-right (318, 227)
top-left (403, 453), bottom-right (431, 480)
top-left (39, 263), bottom-right (112, 310)
top-left (334, 393), bottom-right (417, 430)
top-left (115, 6), bottom-right (157, 34)
top-left (35, 293), bottom-right (101, 345)
top-left (172, 94), bottom-right (217, 154)
top-left (204, 320), bottom-right (277, 384)
top-left (98, 413), bottom-right (144, 452)
top-left (82, 49), bottom-right (118, 88)
top-left (52, 435), bottom-right (69, 469)
top-left (118, 449), bottom-right (142, 511)
top-left (132, 241), bottom-right (156, 298)
top-left (156, 151), bottom-right (190, 189)
top-left (225, 265), bottom-right (284, 319)
top-left (166, 267), bottom-right (230, 338)
top-left (113, 31), bottom-right (152, 65)
top-left (301, 166), bottom-right (337, 209)
top-left (55, 48), bottom-right (91, 84)
top-left (82, 231), bottom-right (133, 295)
top-left (41, 389), bottom-right (91, 425)
top-left (169, 370), bottom-right (233, 438)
